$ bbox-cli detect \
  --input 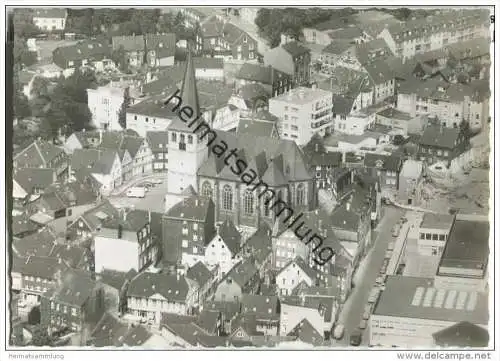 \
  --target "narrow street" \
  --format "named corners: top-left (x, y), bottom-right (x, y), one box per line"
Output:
top-left (335, 206), bottom-right (406, 346)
